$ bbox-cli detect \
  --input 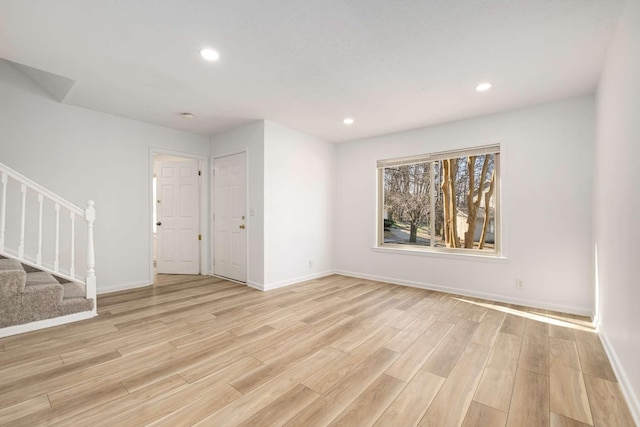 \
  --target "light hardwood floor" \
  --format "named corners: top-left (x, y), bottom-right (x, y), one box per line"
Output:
top-left (0, 274), bottom-right (635, 426)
